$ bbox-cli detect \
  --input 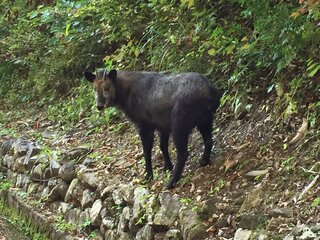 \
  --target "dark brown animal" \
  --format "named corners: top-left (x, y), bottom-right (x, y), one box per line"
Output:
top-left (84, 69), bottom-right (221, 189)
